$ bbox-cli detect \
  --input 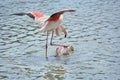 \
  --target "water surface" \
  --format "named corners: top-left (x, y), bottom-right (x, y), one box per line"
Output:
top-left (0, 0), bottom-right (120, 80)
